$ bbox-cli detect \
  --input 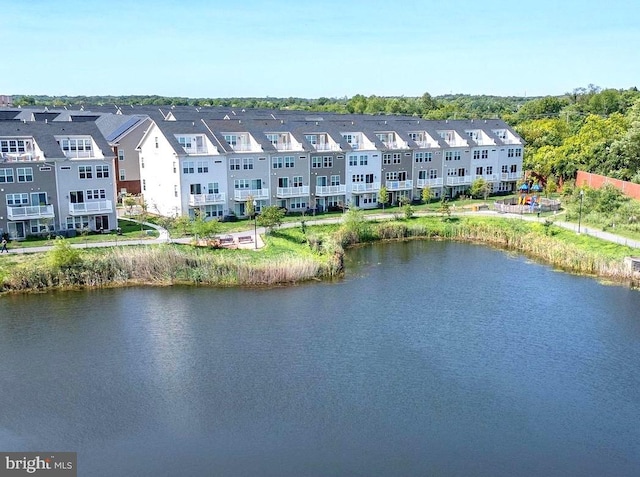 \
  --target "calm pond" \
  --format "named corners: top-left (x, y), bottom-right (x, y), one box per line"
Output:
top-left (1, 241), bottom-right (639, 476)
